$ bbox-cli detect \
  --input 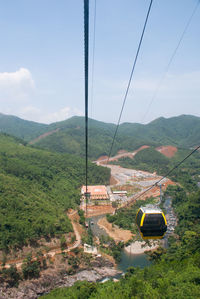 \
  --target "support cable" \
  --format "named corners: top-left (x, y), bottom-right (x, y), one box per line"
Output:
top-left (141, 0), bottom-right (200, 123)
top-left (90, 0), bottom-right (97, 119)
top-left (84, 0), bottom-right (89, 216)
top-left (106, 0), bottom-right (154, 165)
